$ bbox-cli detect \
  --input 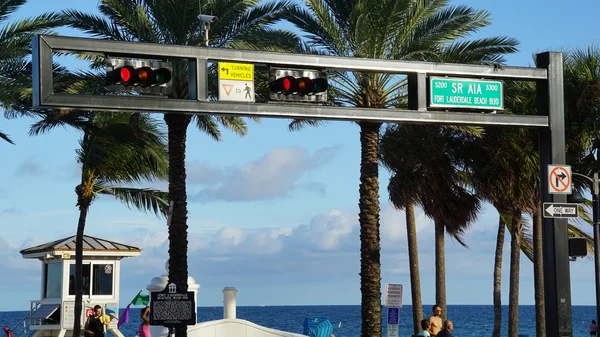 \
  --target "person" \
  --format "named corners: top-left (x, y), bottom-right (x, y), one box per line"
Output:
top-left (68, 275), bottom-right (75, 295)
top-left (437, 320), bottom-right (456, 337)
top-left (427, 305), bottom-right (443, 337)
top-left (417, 319), bottom-right (431, 337)
top-left (84, 305), bottom-right (111, 337)
top-left (591, 319), bottom-right (598, 337)
top-left (138, 306), bottom-right (151, 337)
top-left (3, 326), bottom-right (14, 337)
